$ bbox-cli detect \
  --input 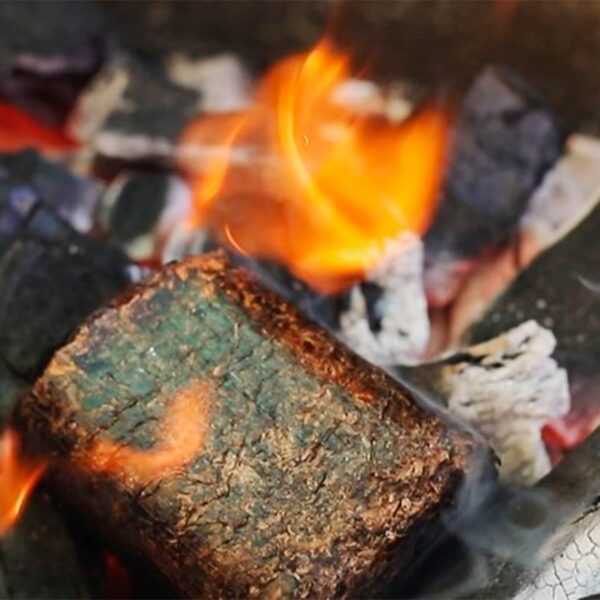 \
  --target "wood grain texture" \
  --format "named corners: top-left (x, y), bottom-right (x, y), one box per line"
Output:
top-left (18, 252), bottom-right (482, 598)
